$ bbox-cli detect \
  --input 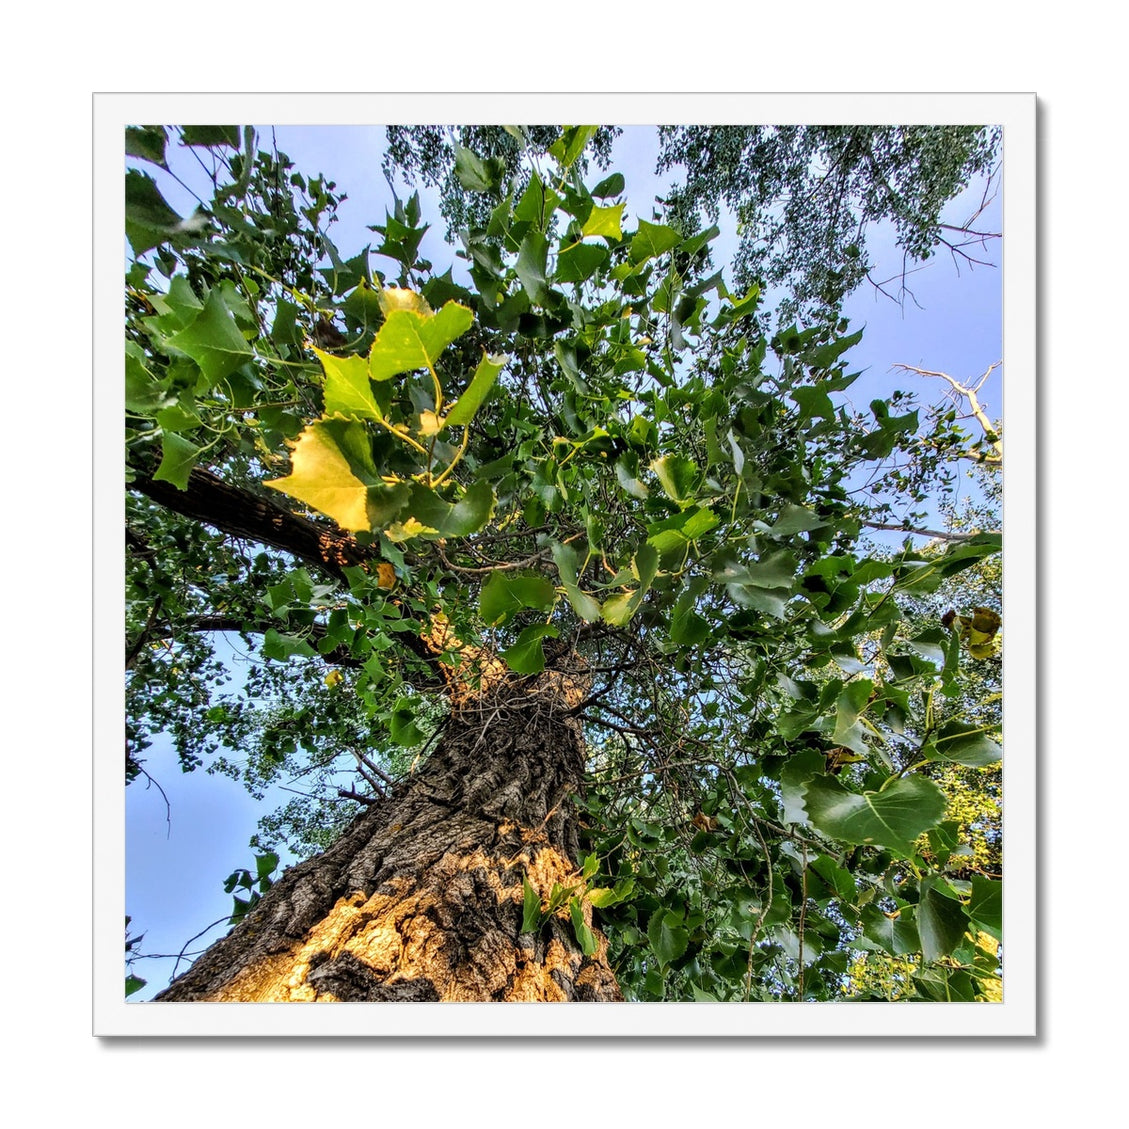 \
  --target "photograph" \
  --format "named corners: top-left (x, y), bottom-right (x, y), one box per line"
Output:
top-left (99, 95), bottom-right (1035, 1036)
